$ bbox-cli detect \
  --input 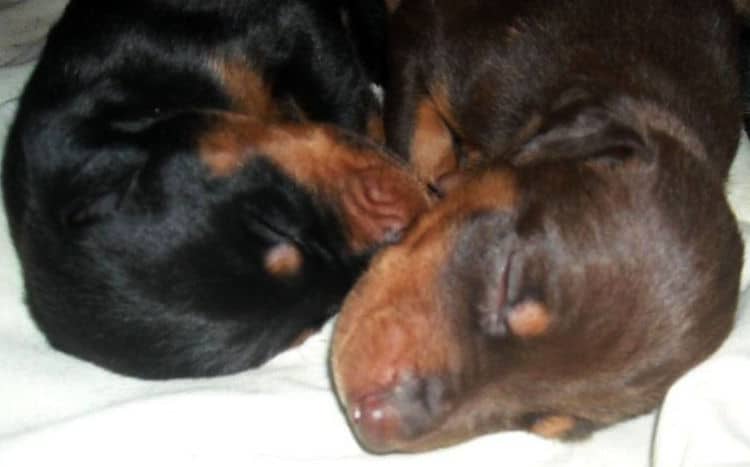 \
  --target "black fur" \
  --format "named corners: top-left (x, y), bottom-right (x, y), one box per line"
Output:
top-left (2, 0), bottom-right (393, 379)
